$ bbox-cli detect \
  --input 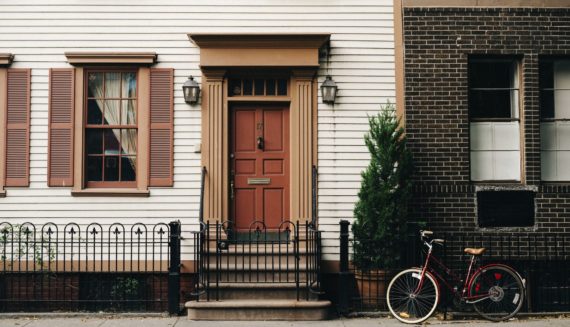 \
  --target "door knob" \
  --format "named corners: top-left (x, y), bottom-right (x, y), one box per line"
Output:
top-left (257, 136), bottom-right (264, 150)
